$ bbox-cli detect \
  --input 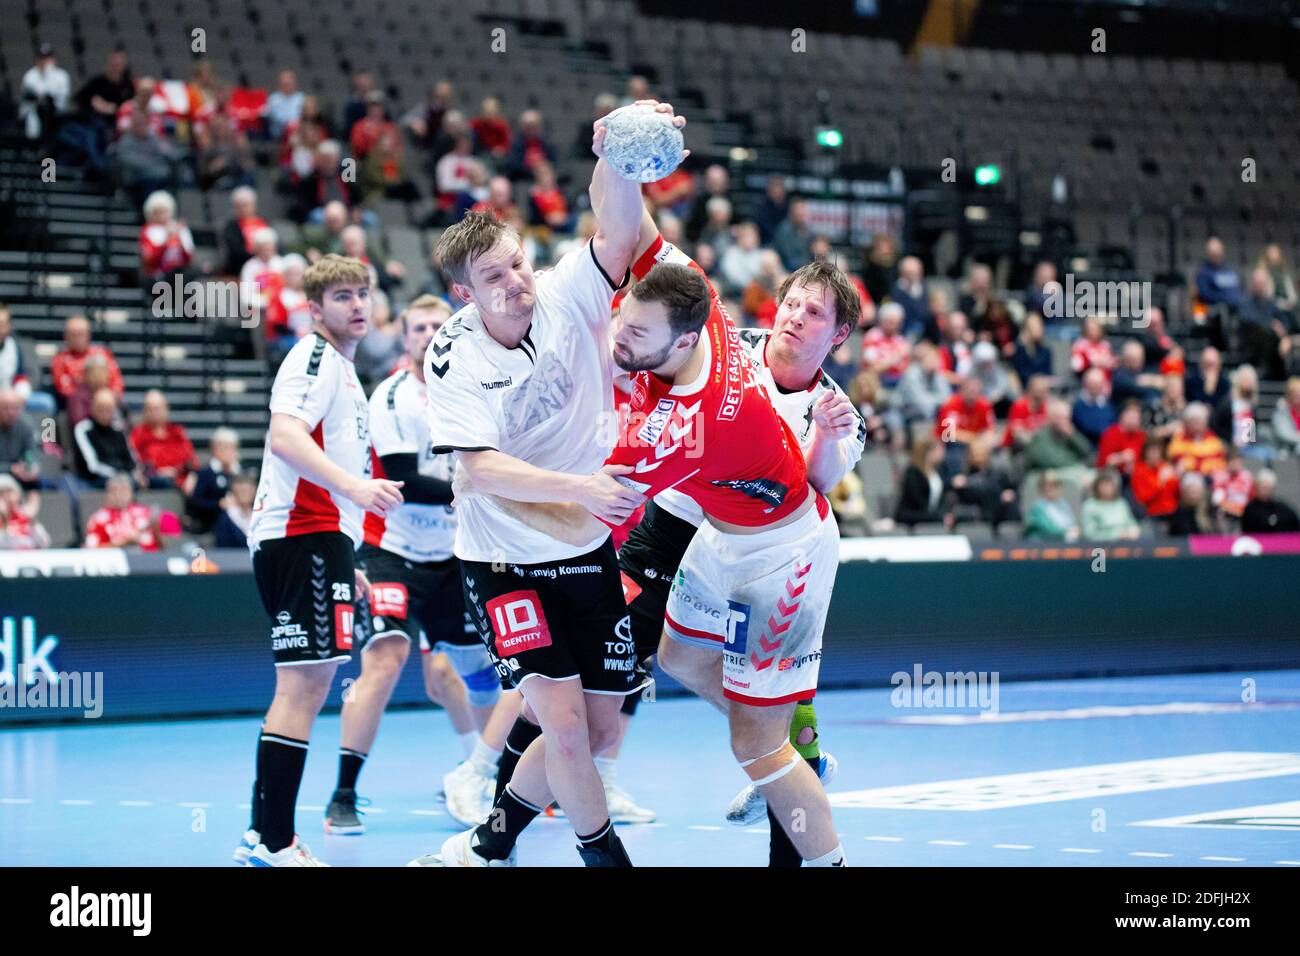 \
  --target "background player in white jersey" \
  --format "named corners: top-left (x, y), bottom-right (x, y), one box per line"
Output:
top-left (322, 295), bottom-right (501, 834)
top-left (235, 255), bottom-right (405, 867)
top-left (411, 102), bottom-right (685, 867)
